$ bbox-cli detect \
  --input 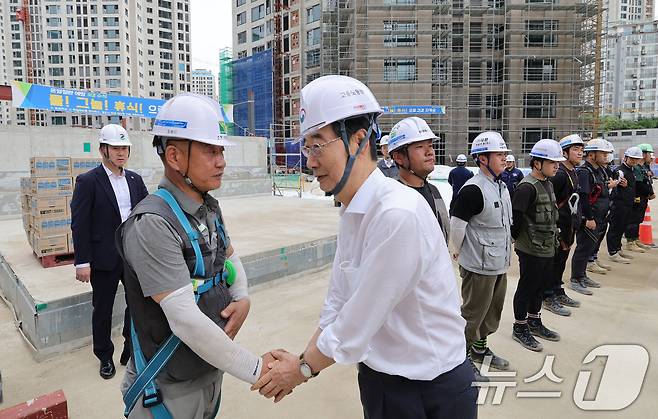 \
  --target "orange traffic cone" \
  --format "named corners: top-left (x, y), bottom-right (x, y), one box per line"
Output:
top-left (639, 204), bottom-right (653, 245)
